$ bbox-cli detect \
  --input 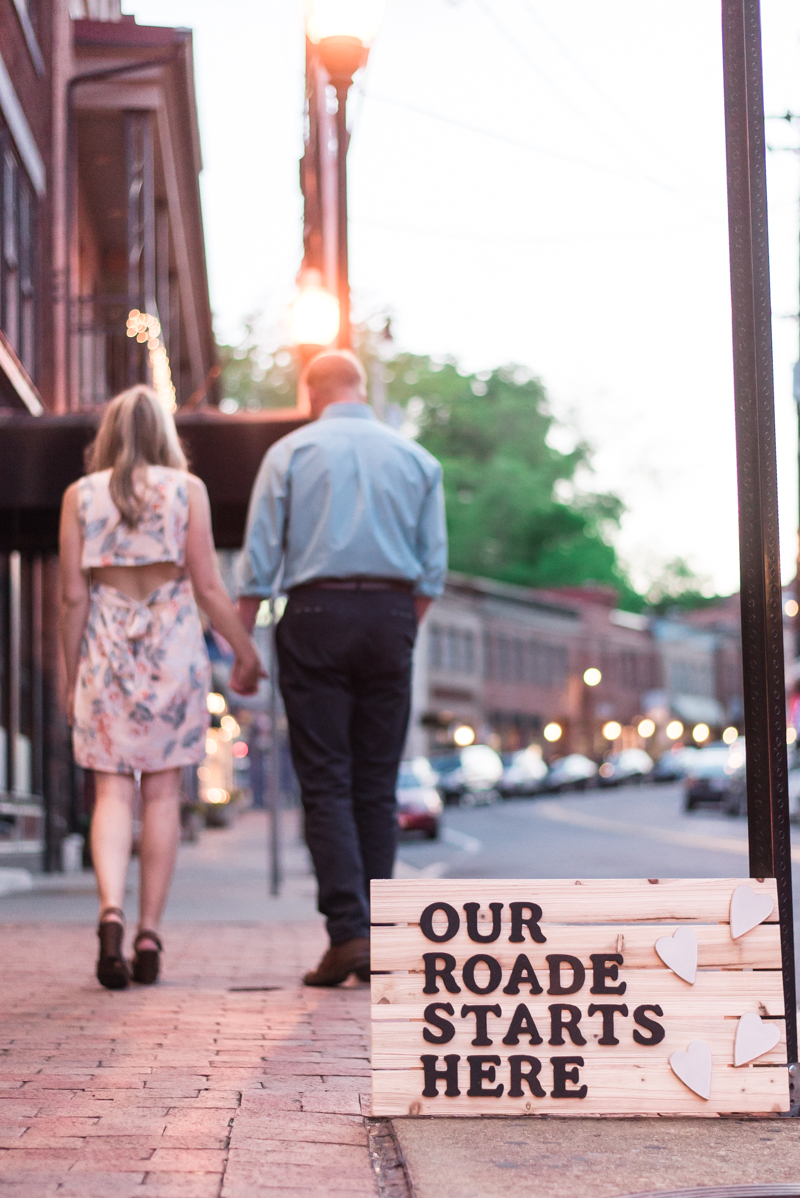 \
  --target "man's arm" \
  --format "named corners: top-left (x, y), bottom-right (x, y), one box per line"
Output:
top-left (414, 467), bottom-right (448, 618)
top-left (236, 445), bottom-right (289, 623)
